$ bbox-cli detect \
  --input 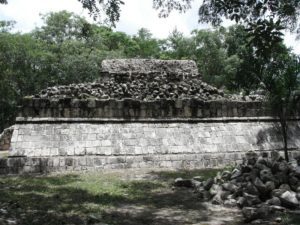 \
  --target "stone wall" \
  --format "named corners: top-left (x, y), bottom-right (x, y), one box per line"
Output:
top-left (4, 150), bottom-right (300, 175)
top-left (0, 126), bottom-right (14, 151)
top-left (4, 59), bottom-right (300, 174)
top-left (100, 59), bottom-right (199, 82)
top-left (4, 118), bottom-right (299, 174)
top-left (0, 152), bottom-right (248, 175)
top-left (19, 98), bottom-right (272, 119)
